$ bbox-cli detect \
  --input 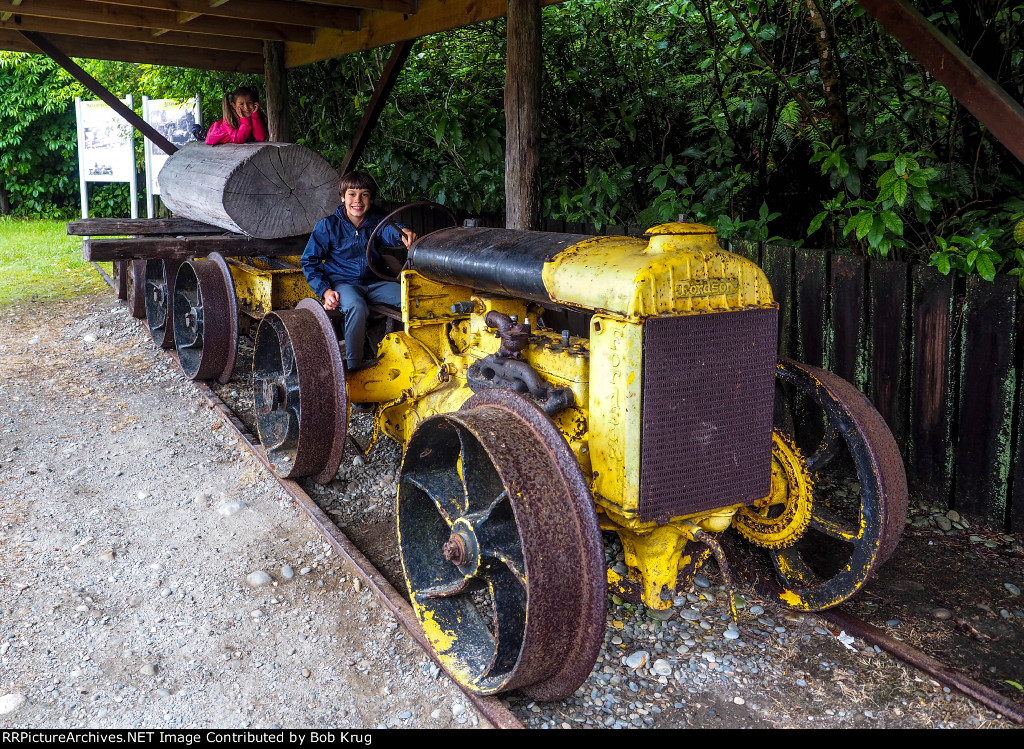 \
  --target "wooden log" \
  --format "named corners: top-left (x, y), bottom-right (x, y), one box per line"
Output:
top-left (83, 234), bottom-right (308, 262)
top-left (67, 217), bottom-right (222, 236)
top-left (158, 142), bottom-right (339, 239)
